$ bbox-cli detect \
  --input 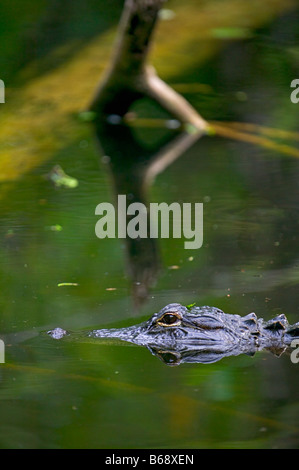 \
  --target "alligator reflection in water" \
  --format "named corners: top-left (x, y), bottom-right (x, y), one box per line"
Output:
top-left (93, 117), bottom-right (202, 309)
top-left (49, 303), bottom-right (299, 366)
